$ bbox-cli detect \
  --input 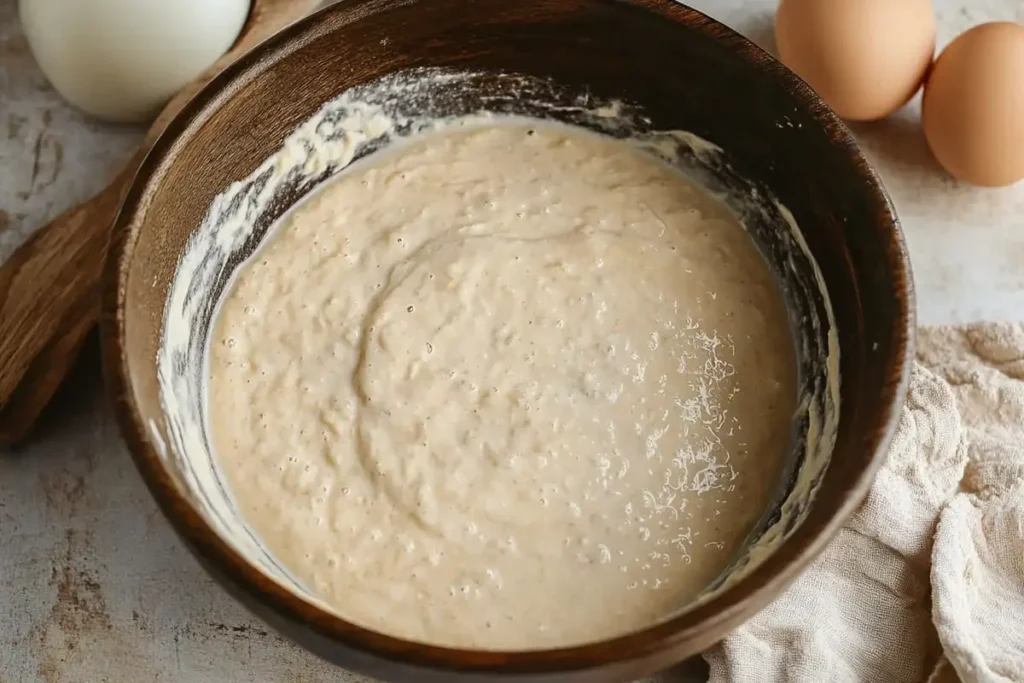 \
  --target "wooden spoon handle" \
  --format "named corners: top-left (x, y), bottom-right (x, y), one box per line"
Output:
top-left (0, 0), bottom-right (320, 445)
top-left (0, 168), bottom-right (134, 444)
